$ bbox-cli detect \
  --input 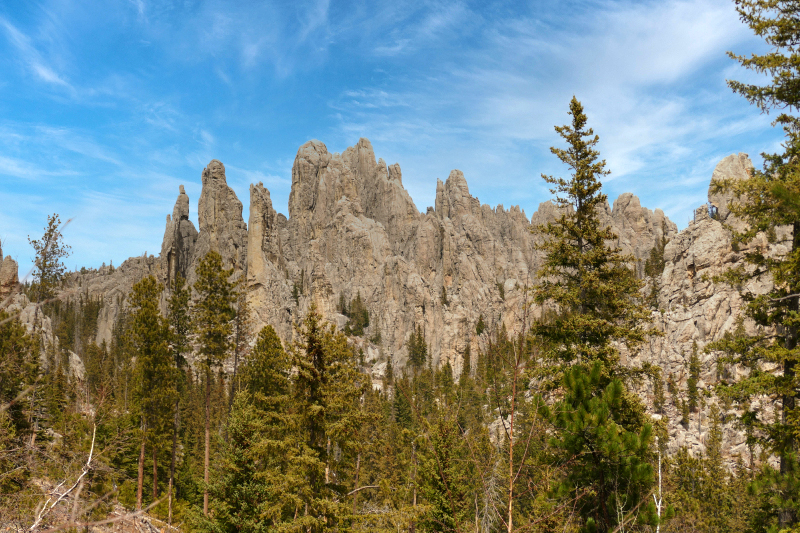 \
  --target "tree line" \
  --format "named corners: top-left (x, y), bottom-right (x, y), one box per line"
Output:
top-left (4, 2), bottom-right (800, 530)
top-left (0, 97), bottom-right (768, 533)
